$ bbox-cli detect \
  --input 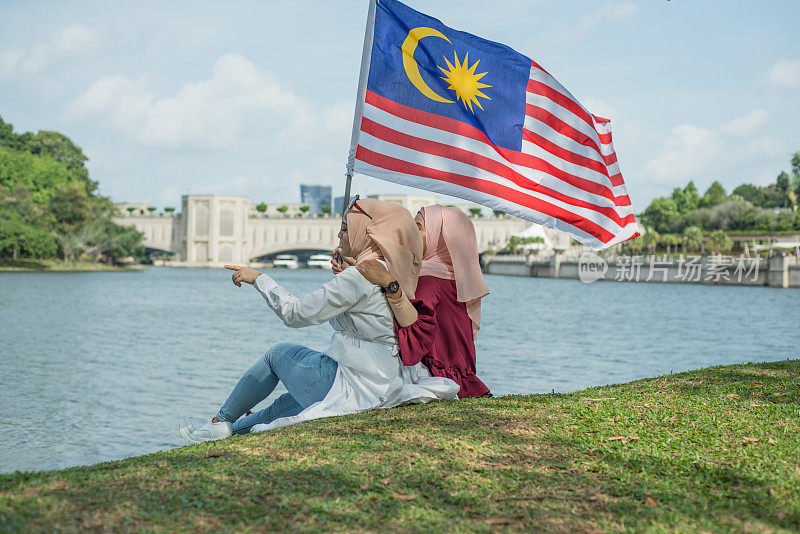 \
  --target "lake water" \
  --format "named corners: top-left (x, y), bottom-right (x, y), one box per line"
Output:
top-left (0, 267), bottom-right (797, 474)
